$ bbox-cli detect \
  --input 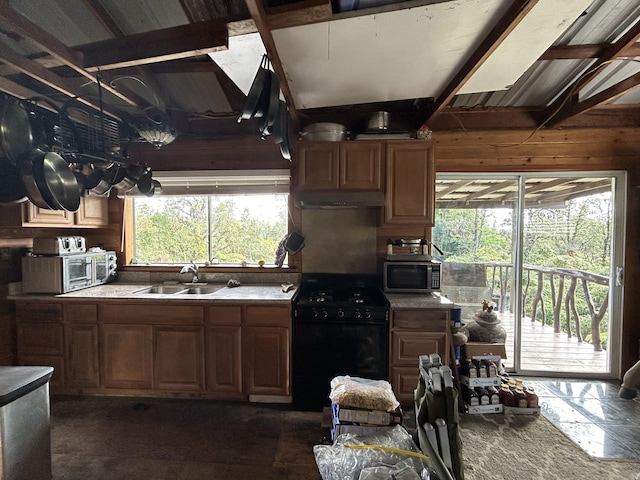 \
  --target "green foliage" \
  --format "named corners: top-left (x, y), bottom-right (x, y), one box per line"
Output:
top-left (133, 195), bottom-right (287, 265)
top-left (435, 191), bottom-right (613, 348)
